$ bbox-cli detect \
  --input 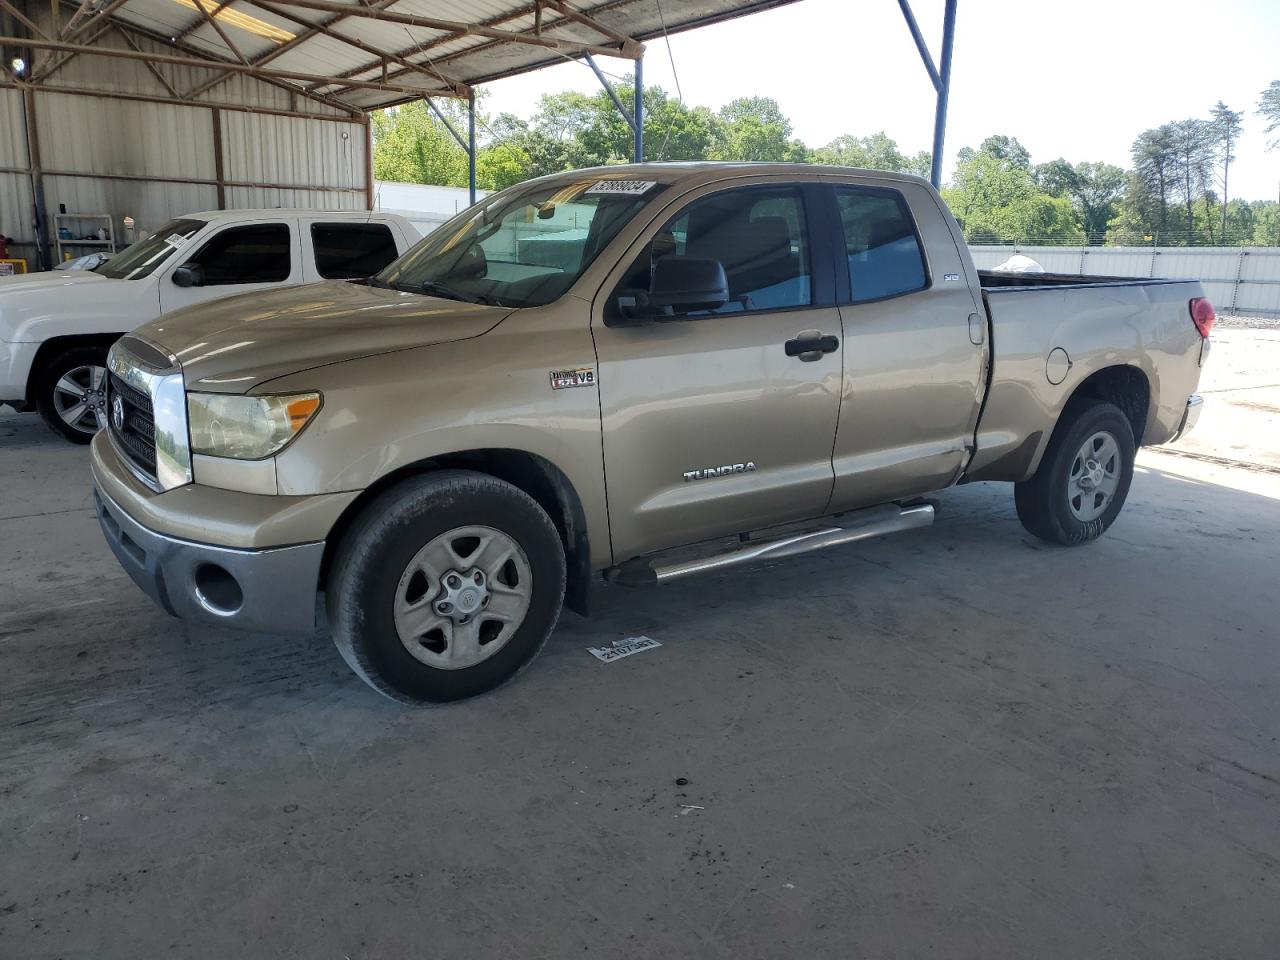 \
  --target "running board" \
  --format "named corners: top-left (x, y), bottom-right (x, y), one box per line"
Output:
top-left (605, 502), bottom-right (935, 586)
